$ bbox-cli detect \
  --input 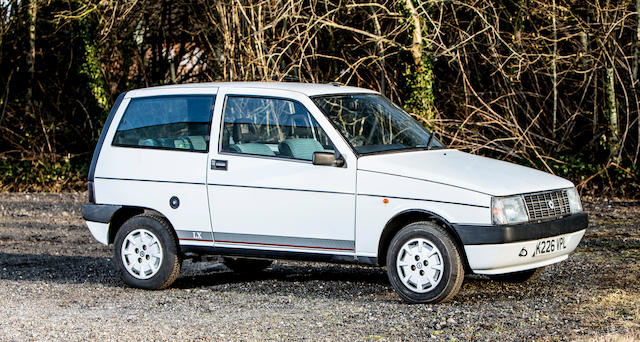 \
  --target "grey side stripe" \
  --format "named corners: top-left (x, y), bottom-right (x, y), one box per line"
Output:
top-left (177, 230), bottom-right (213, 241)
top-left (213, 232), bottom-right (355, 251)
